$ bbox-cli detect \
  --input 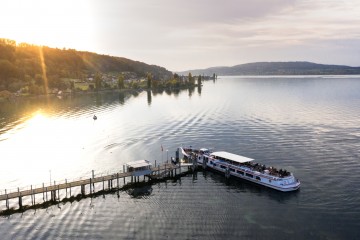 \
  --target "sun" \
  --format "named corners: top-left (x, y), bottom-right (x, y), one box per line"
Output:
top-left (0, 0), bottom-right (95, 50)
